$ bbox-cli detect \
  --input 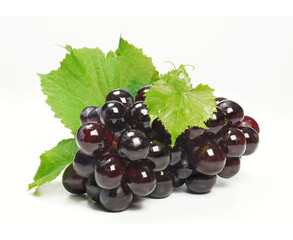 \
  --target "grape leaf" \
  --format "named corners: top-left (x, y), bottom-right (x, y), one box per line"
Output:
top-left (39, 37), bottom-right (158, 136)
top-left (115, 38), bottom-right (159, 94)
top-left (144, 65), bottom-right (217, 146)
top-left (28, 139), bottom-right (78, 190)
